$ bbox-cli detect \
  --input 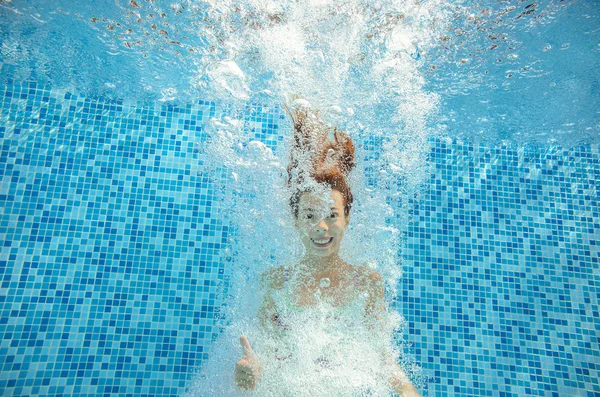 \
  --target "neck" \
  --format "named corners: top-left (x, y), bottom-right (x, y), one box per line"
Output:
top-left (300, 252), bottom-right (344, 274)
